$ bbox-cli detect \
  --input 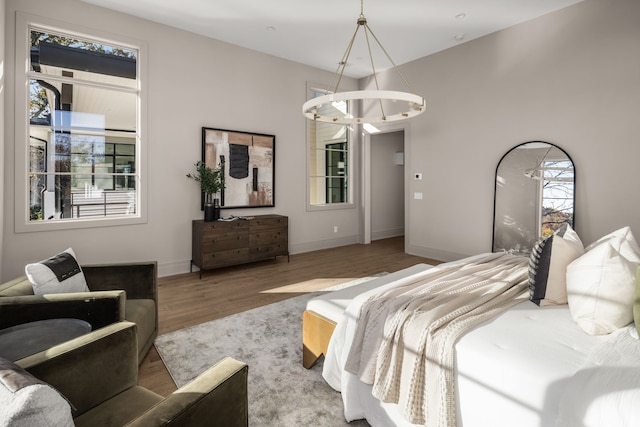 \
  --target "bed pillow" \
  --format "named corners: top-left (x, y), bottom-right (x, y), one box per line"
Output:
top-left (584, 226), bottom-right (640, 260)
top-left (528, 224), bottom-right (583, 306)
top-left (567, 232), bottom-right (640, 335)
top-left (0, 357), bottom-right (74, 427)
top-left (25, 248), bottom-right (89, 295)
